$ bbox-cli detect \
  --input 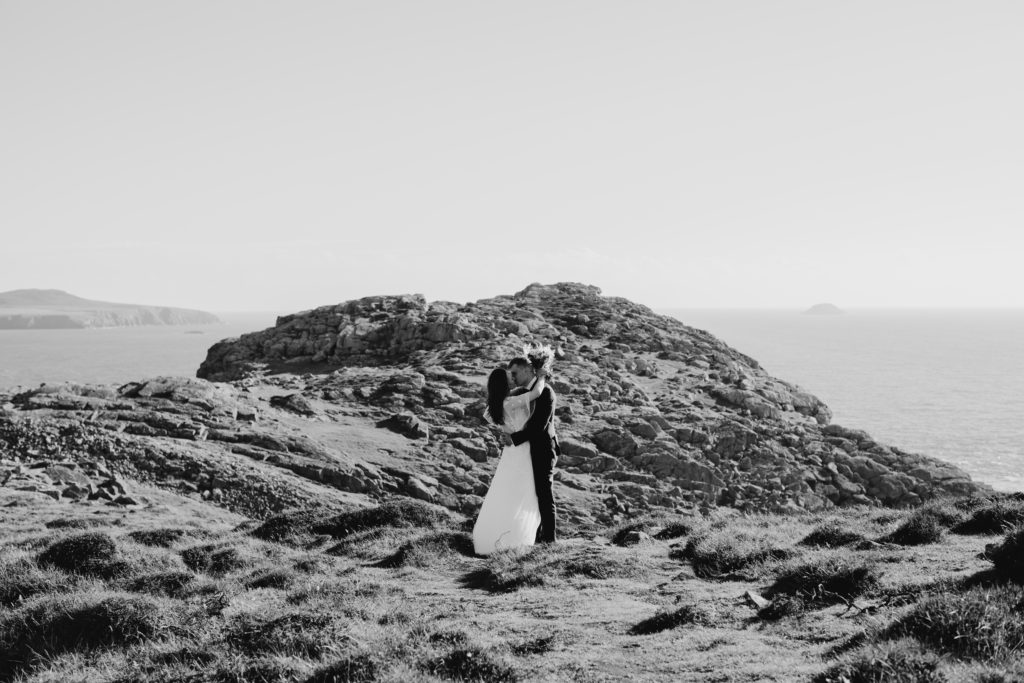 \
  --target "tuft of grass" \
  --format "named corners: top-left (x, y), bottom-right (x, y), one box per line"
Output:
top-left (915, 499), bottom-right (968, 528)
top-left (885, 584), bottom-right (1024, 662)
top-left (37, 532), bottom-right (120, 577)
top-left (427, 629), bottom-right (471, 648)
top-left (509, 634), bottom-right (563, 656)
top-left (127, 528), bottom-right (189, 548)
top-left (609, 522), bottom-right (649, 547)
top-left (988, 527), bottom-right (1024, 582)
top-left (757, 594), bottom-right (807, 621)
top-left (292, 556), bottom-right (331, 574)
top-left (812, 640), bottom-right (945, 683)
top-left (463, 544), bottom-right (651, 592)
top-left (421, 646), bottom-right (518, 682)
top-left (126, 570), bottom-right (196, 598)
top-left (0, 592), bottom-right (171, 680)
top-left (377, 531), bottom-right (476, 568)
top-left (224, 610), bottom-right (347, 659)
top-left (954, 498), bottom-right (1024, 535)
top-left (630, 604), bottom-right (715, 635)
top-left (324, 527), bottom-right (408, 560)
top-left (799, 520), bottom-right (865, 548)
top-left (312, 499), bottom-right (456, 539)
top-left (285, 577), bottom-right (393, 607)
top-left (768, 556), bottom-right (881, 606)
top-left (44, 518), bottom-right (105, 530)
top-left (0, 558), bottom-right (79, 607)
top-left (209, 656), bottom-right (309, 683)
top-left (307, 653), bottom-right (380, 683)
top-left (677, 530), bottom-right (794, 579)
top-left (653, 520), bottom-right (693, 541)
top-left (180, 543), bottom-right (251, 576)
top-left (147, 645), bottom-right (219, 668)
top-left (245, 568), bottom-right (297, 590)
top-left (884, 509), bottom-right (946, 546)
top-left (249, 508), bottom-right (324, 547)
